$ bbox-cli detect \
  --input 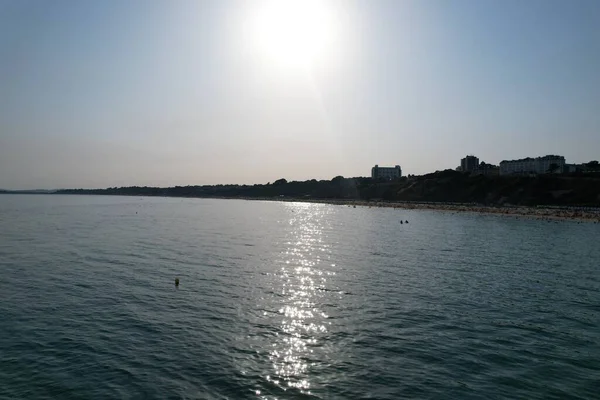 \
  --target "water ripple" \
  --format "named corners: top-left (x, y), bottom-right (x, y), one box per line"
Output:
top-left (1, 196), bottom-right (600, 399)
